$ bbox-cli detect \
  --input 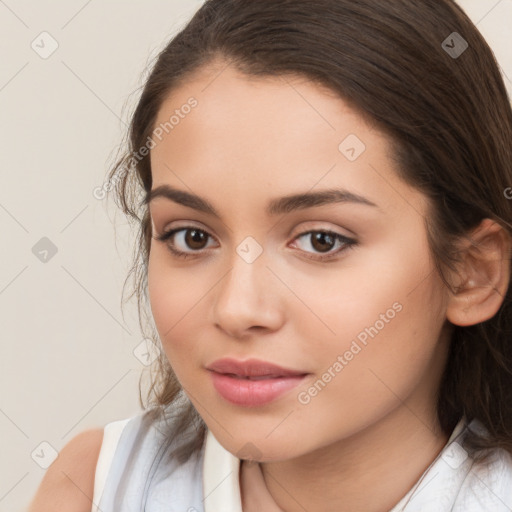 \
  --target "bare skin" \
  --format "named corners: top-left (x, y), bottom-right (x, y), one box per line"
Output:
top-left (147, 59), bottom-right (511, 511)
top-left (28, 428), bottom-right (104, 512)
